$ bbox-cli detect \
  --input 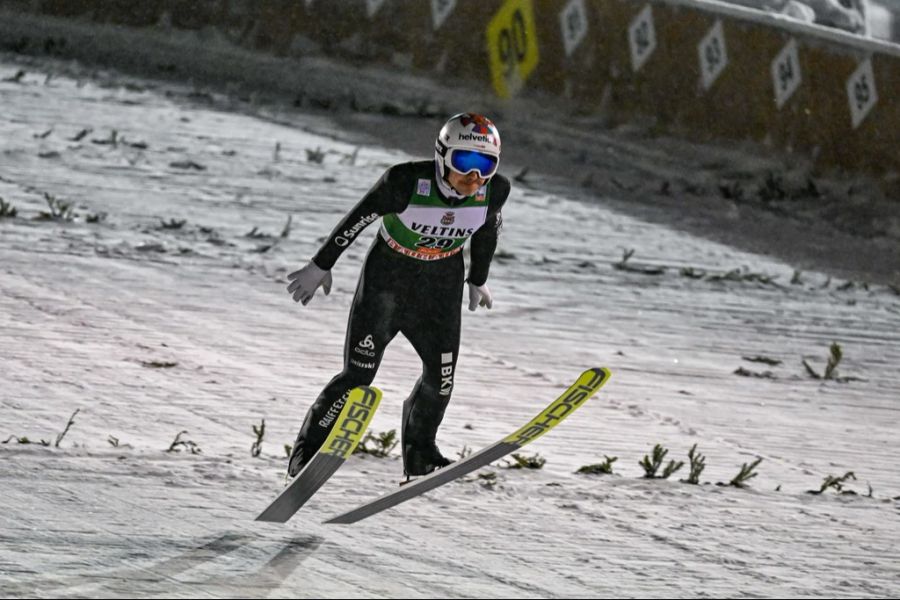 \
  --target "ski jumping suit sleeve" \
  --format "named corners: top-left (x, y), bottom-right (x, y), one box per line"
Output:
top-left (289, 161), bottom-right (511, 478)
top-left (311, 166), bottom-right (412, 271)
